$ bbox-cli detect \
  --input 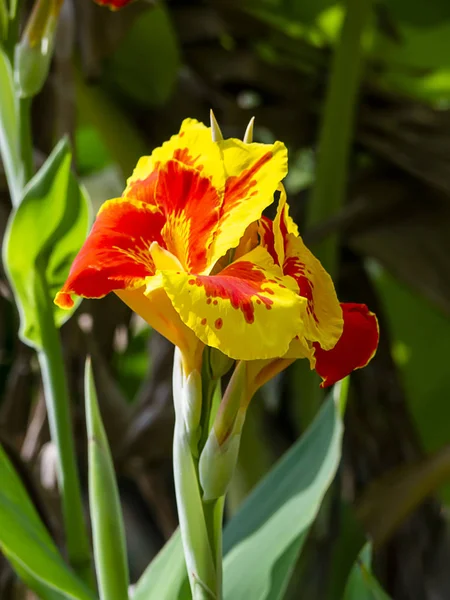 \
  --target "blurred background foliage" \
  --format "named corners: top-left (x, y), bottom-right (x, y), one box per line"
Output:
top-left (1, 0), bottom-right (450, 598)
